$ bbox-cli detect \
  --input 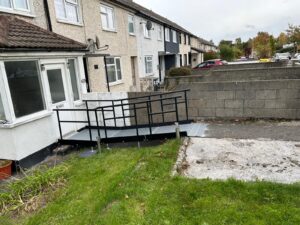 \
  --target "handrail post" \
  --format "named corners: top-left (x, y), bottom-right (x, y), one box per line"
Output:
top-left (112, 100), bottom-right (116, 127)
top-left (160, 94), bottom-right (165, 123)
top-left (146, 101), bottom-right (152, 135)
top-left (133, 103), bottom-right (139, 138)
top-left (56, 110), bottom-right (63, 140)
top-left (95, 109), bottom-right (101, 139)
top-left (85, 101), bottom-right (92, 142)
top-left (184, 90), bottom-right (189, 121)
top-left (175, 97), bottom-right (179, 122)
top-left (121, 99), bottom-right (126, 126)
top-left (102, 108), bottom-right (108, 139)
top-left (148, 96), bottom-right (153, 126)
